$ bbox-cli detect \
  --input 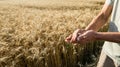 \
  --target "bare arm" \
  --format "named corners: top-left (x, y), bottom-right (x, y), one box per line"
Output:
top-left (91, 4), bottom-right (120, 43)
top-left (83, 4), bottom-right (120, 43)
top-left (65, 4), bottom-right (114, 43)
top-left (85, 4), bottom-right (113, 31)
top-left (96, 32), bottom-right (120, 43)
